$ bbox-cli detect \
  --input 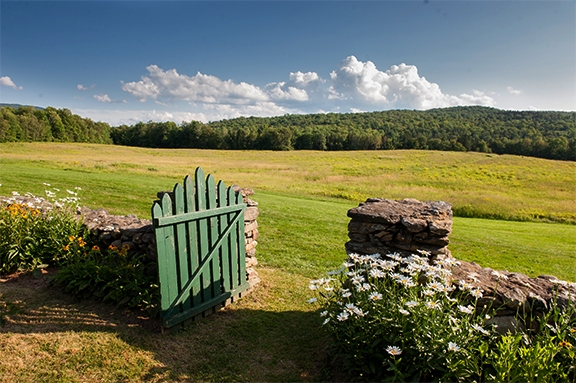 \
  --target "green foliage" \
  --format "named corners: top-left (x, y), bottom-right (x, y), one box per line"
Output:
top-left (310, 252), bottom-right (576, 382)
top-left (111, 106), bottom-right (576, 161)
top-left (480, 299), bottom-right (576, 382)
top-left (0, 106), bottom-right (112, 144)
top-left (50, 242), bottom-right (160, 313)
top-left (0, 190), bottom-right (84, 274)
